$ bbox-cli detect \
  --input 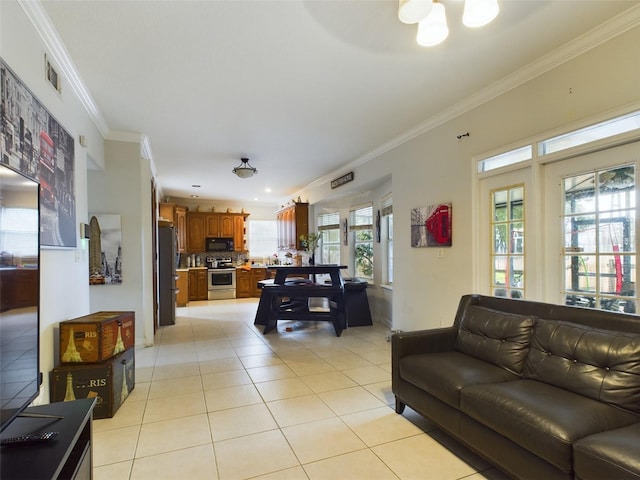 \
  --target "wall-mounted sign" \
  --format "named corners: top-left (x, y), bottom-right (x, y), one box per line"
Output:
top-left (331, 171), bottom-right (354, 189)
